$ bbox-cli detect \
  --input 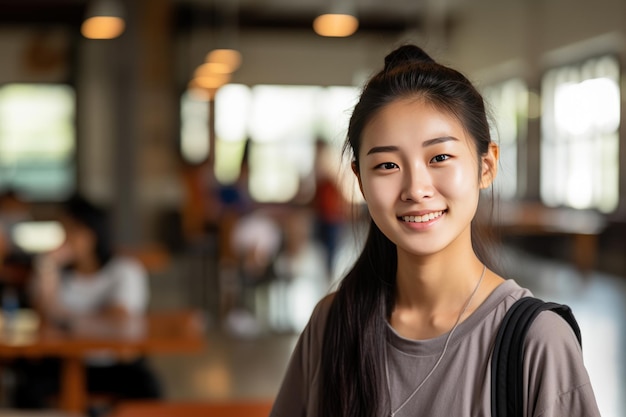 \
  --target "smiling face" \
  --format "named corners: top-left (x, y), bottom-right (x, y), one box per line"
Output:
top-left (354, 97), bottom-right (497, 259)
